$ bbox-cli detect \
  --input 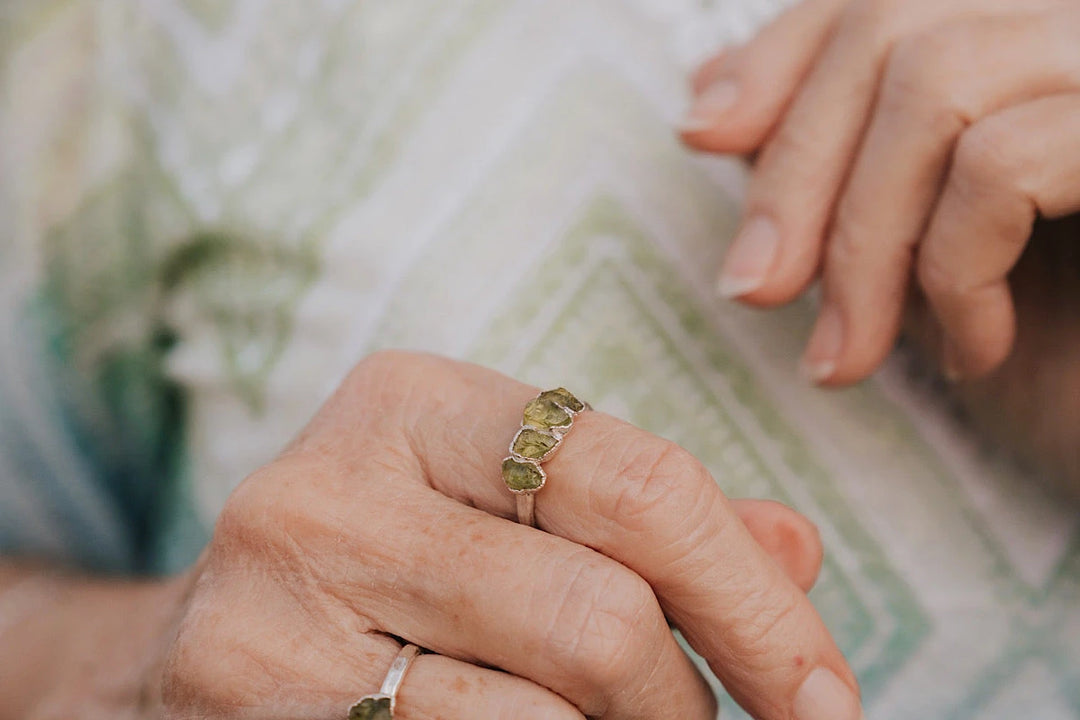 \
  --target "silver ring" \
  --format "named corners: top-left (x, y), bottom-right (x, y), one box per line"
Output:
top-left (501, 388), bottom-right (590, 526)
top-left (348, 643), bottom-right (421, 719)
